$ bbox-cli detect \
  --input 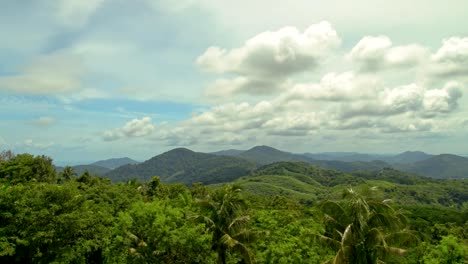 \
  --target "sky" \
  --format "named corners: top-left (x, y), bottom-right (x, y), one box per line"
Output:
top-left (1, 0), bottom-right (468, 164)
